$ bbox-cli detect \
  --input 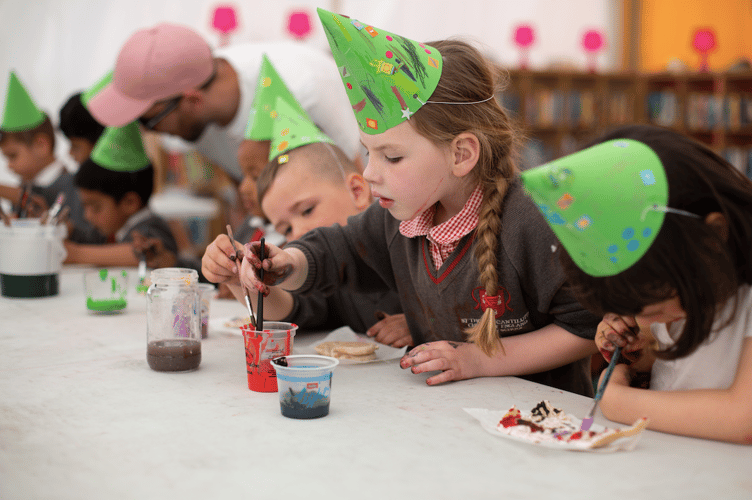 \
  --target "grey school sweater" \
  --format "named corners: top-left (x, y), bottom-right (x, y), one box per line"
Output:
top-left (287, 180), bottom-right (599, 396)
